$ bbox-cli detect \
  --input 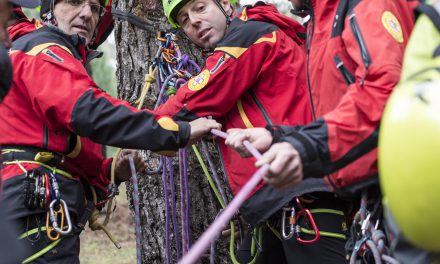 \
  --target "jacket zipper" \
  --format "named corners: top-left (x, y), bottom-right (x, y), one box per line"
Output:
top-left (334, 55), bottom-right (355, 85)
top-left (349, 11), bottom-right (371, 86)
top-left (306, 15), bottom-right (317, 120)
top-left (249, 90), bottom-right (273, 126)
